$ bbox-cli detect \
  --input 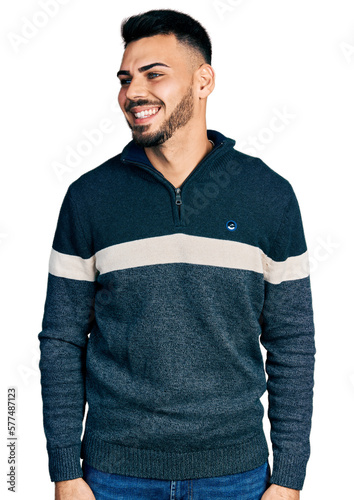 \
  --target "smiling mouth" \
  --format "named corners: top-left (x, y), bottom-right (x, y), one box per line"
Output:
top-left (130, 107), bottom-right (161, 122)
